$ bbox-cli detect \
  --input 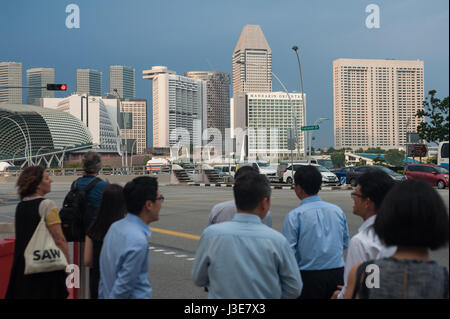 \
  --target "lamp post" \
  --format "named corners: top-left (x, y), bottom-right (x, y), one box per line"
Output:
top-left (113, 89), bottom-right (128, 170)
top-left (129, 139), bottom-right (137, 171)
top-left (292, 46), bottom-right (307, 159)
top-left (0, 116), bottom-right (32, 166)
top-left (309, 117), bottom-right (329, 163)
